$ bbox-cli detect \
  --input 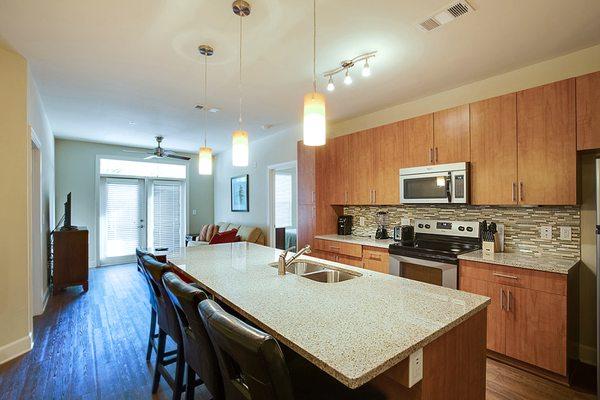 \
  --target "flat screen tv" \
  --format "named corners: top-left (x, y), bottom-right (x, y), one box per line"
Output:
top-left (61, 192), bottom-right (74, 231)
